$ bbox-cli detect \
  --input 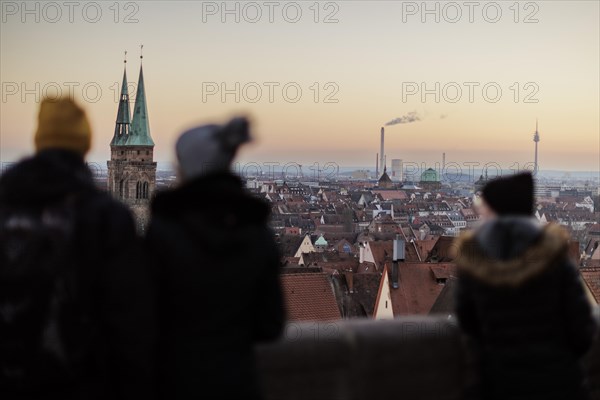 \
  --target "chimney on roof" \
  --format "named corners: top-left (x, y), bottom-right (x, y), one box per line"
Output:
top-left (392, 234), bottom-right (405, 289)
top-left (359, 242), bottom-right (365, 263)
top-left (345, 270), bottom-right (354, 294)
top-left (390, 262), bottom-right (398, 289)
